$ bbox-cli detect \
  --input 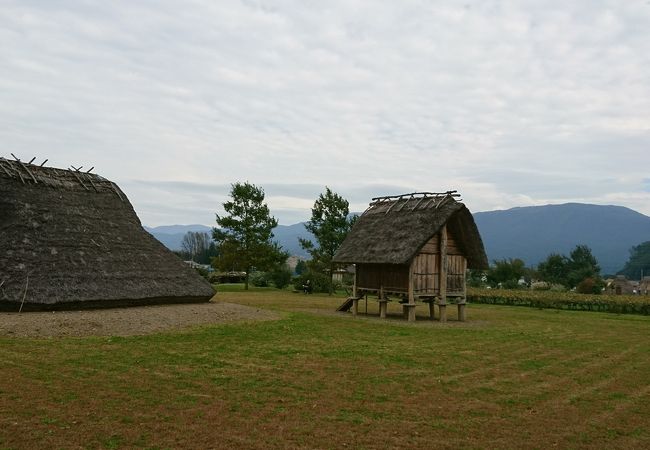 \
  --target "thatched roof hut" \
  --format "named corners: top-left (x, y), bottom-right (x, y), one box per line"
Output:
top-left (333, 191), bottom-right (487, 322)
top-left (0, 157), bottom-right (214, 311)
